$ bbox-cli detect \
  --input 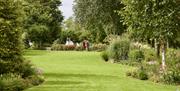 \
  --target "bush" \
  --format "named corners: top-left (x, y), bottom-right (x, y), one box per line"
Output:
top-left (127, 66), bottom-right (148, 80)
top-left (0, 73), bottom-right (45, 91)
top-left (90, 43), bottom-right (107, 51)
top-left (126, 70), bottom-right (138, 78)
top-left (75, 45), bottom-right (84, 51)
top-left (26, 75), bottom-right (44, 86)
top-left (51, 44), bottom-right (64, 51)
top-left (108, 37), bottom-right (130, 62)
top-left (127, 48), bottom-right (180, 84)
top-left (51, 44), bottom-right (76, 51)
top-left (20, 61), bottom-right (36, 78)
top-left (138, 70), bottom-right (148, 80)
top-left (144, 49), bottom-right (157, 62)
top-left (101, 51), bottom-right (109, 62)
top-left (129, 49), bottom-right (144, 63)
top-left (161, 49), bottom-right (180, 84)
top-left (63, 45), bottom-right (76, 50)
top-left (0, 74), bottom-right (28, 91)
